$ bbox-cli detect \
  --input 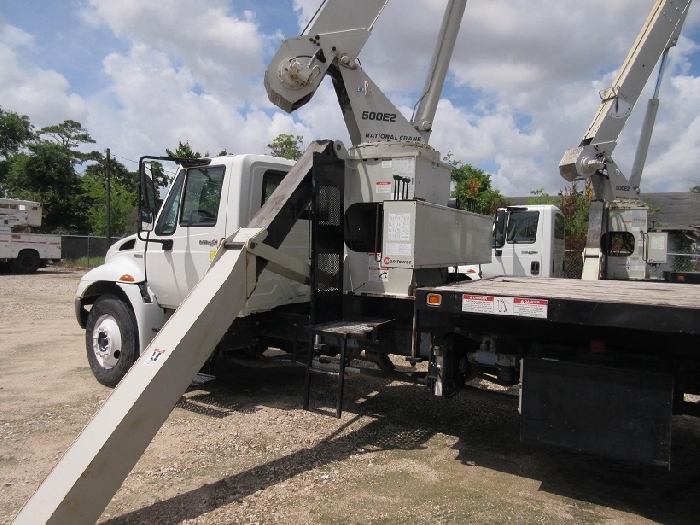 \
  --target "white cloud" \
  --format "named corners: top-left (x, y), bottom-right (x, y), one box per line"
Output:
top-left (0, 20), bottom-right (86, 127)
top-left (81, 0), bottom-right (265, 104)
